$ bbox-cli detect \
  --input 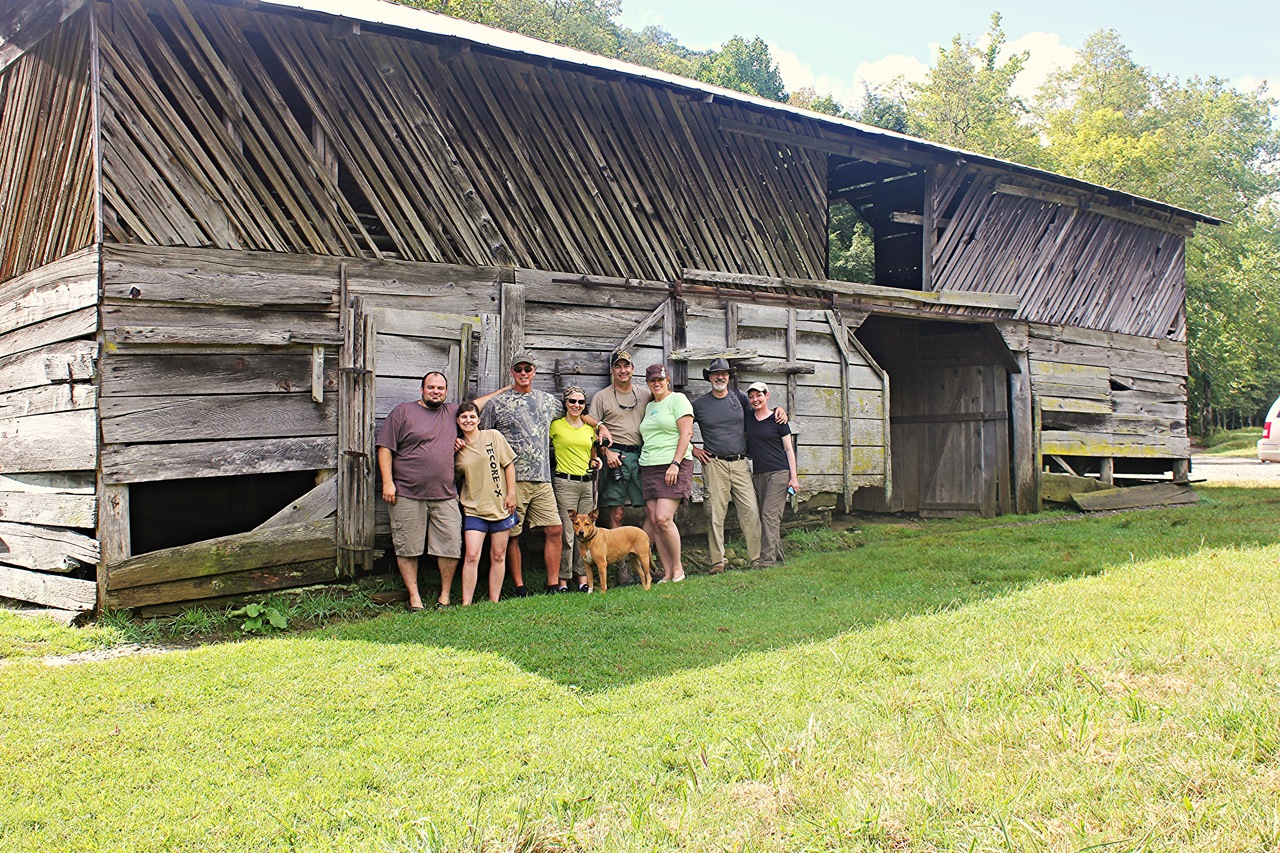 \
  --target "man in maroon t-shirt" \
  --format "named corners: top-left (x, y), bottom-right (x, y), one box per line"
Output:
top-left (376, 372), bottom-right (501, 610)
